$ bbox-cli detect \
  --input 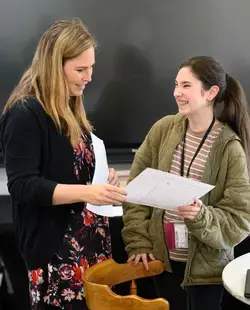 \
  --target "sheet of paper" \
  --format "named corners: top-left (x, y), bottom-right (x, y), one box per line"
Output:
top-left (125, 168), bottom-right (214, 210)
top-left (87, 205), bottom-right (123, 217)
top-left (86, 133), bottom-right (123, 217)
